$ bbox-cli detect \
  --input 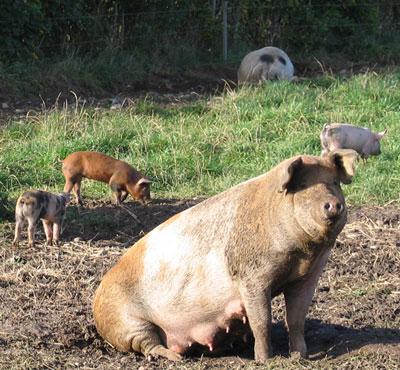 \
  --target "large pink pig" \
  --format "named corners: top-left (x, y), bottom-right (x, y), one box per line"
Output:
top-left (320, 123), bottom-right (386, 158)
top-left (93, 150), bottom-right (358, 363)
